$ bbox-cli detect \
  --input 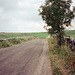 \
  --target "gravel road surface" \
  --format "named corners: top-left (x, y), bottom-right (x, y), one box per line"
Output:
top-left (0, 39), bottom-right (52, 75)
